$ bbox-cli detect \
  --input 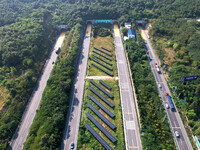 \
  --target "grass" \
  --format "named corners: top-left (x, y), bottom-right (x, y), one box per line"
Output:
top-left (0, 86), bottom-right (10, 111)
top-left (87, 36), bottom-right (118, 77)
top-left (77, 79), bottom-right (125, 149)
